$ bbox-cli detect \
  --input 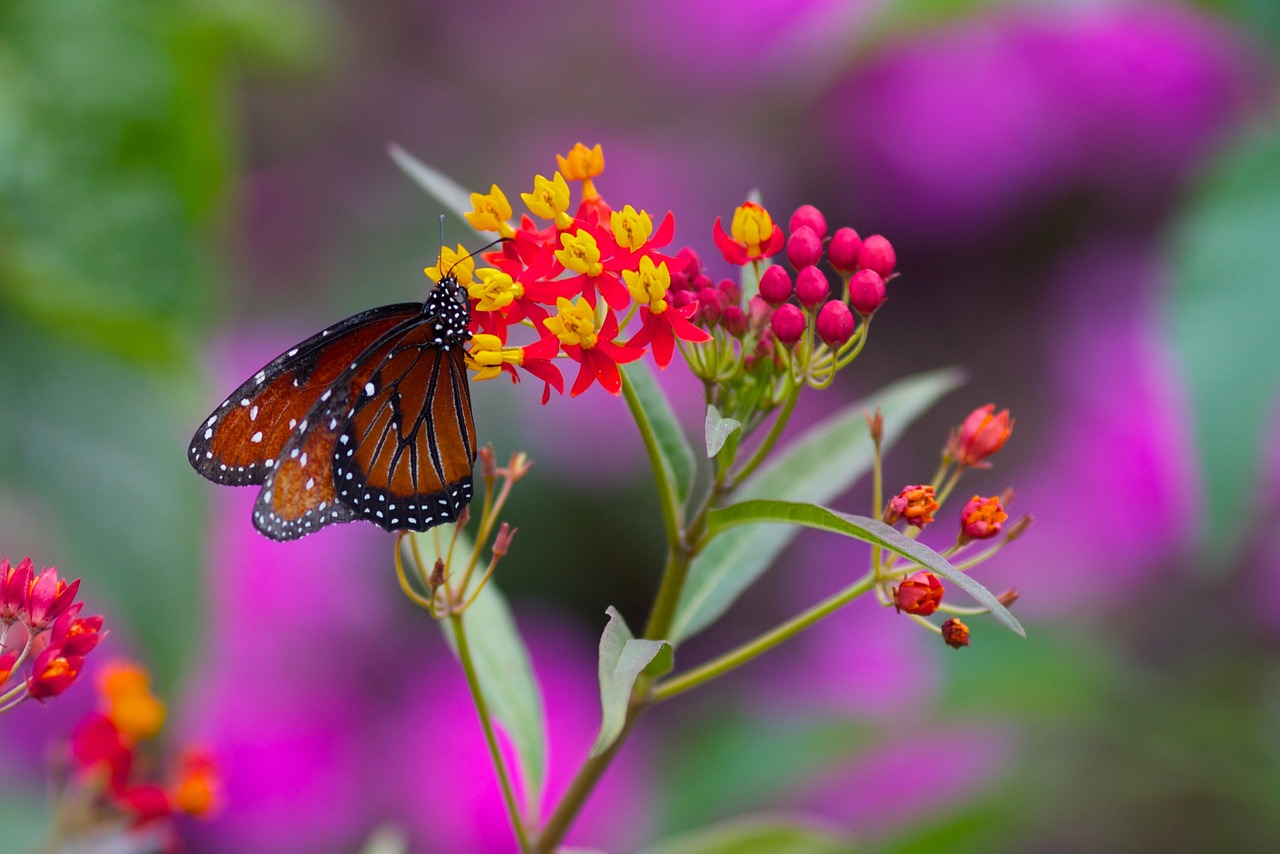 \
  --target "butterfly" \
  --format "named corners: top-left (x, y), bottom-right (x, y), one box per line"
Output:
top-left (188, 276), bottom-right (477, 541)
